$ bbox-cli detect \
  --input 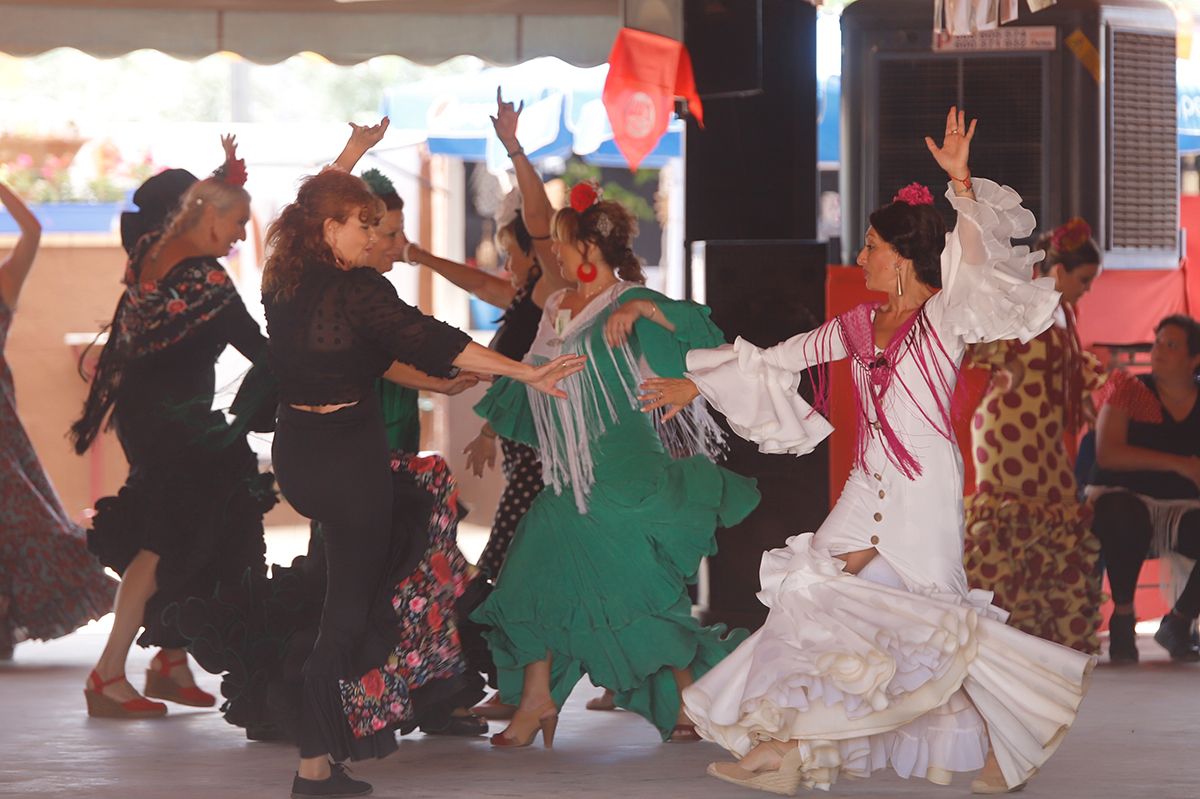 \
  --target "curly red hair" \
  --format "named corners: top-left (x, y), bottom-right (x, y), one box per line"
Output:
top-left (262, 169), bottom-right (383, 300)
